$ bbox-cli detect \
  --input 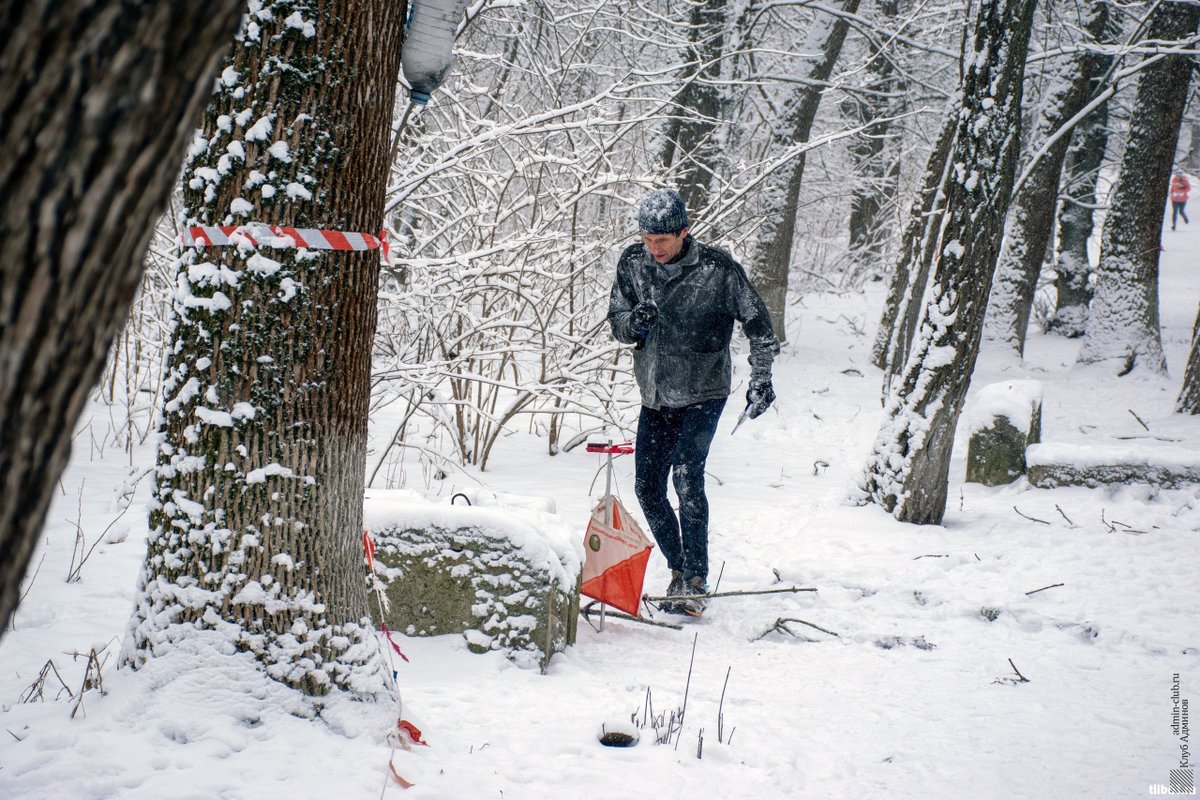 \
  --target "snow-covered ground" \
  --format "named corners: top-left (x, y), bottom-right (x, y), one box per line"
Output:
top-left (2, 213), bottom-right (1198, 799)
